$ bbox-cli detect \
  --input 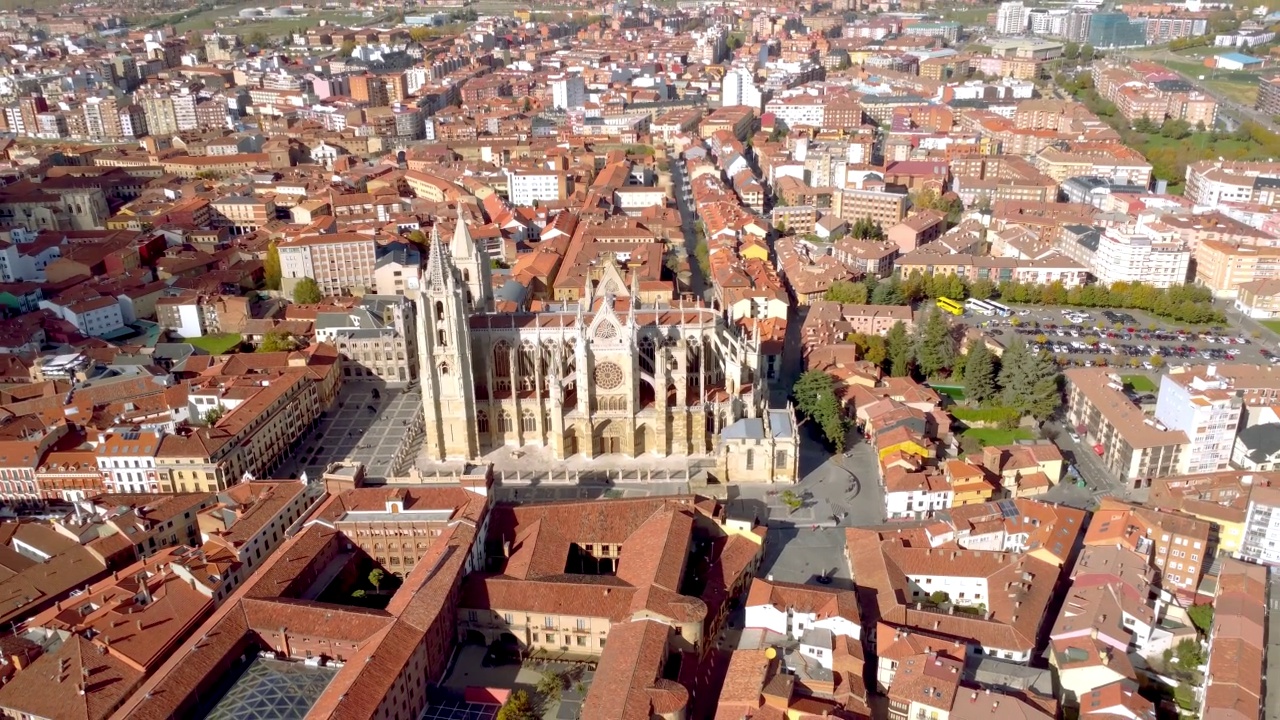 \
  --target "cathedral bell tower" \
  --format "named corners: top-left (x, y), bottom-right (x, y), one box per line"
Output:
top-left (417, 223), bottom-right (481, 461)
